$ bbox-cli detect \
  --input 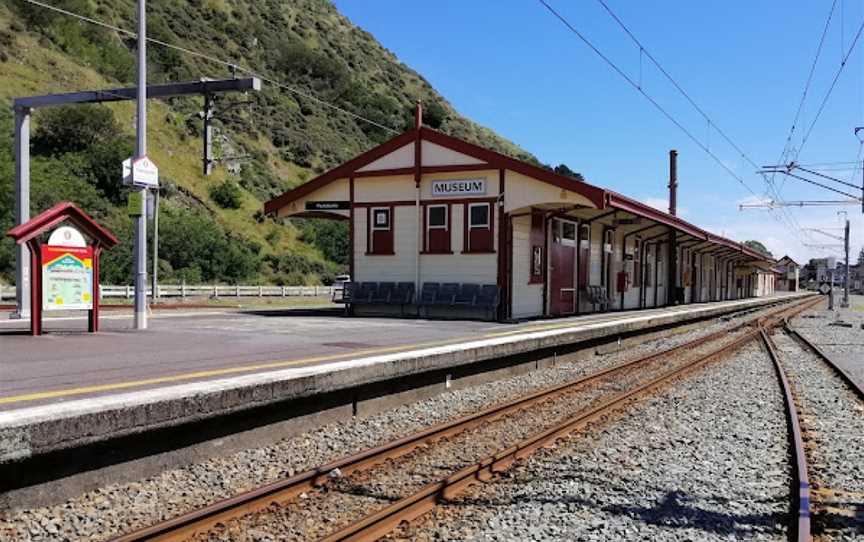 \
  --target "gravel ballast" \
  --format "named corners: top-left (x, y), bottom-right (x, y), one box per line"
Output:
top-left (198, 328), bottom-right (755, 541)
top-left (400, 343), bottom-right (793, 542)
top-left (793, 293), bottom-right (864, 389)
top-left (0, 304), bottom-right (790, 541)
